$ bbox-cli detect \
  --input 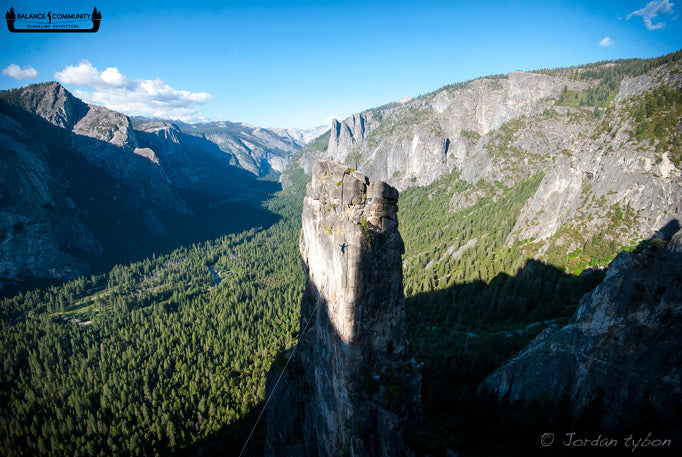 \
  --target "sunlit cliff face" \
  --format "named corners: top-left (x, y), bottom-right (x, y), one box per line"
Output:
top-left (266, 160), bottom-right (420, 457)
top-left (299, 160), bottom-right (405, 347)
